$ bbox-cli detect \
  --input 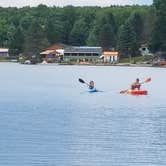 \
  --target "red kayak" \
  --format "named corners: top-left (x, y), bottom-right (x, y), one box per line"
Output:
top-left (128, 89), bottom-right (148, 95)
